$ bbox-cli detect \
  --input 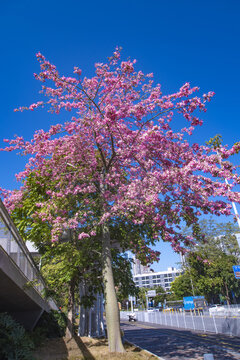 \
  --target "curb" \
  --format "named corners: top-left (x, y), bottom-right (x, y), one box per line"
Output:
top-left (124, 339), bottom-right (166, 360)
